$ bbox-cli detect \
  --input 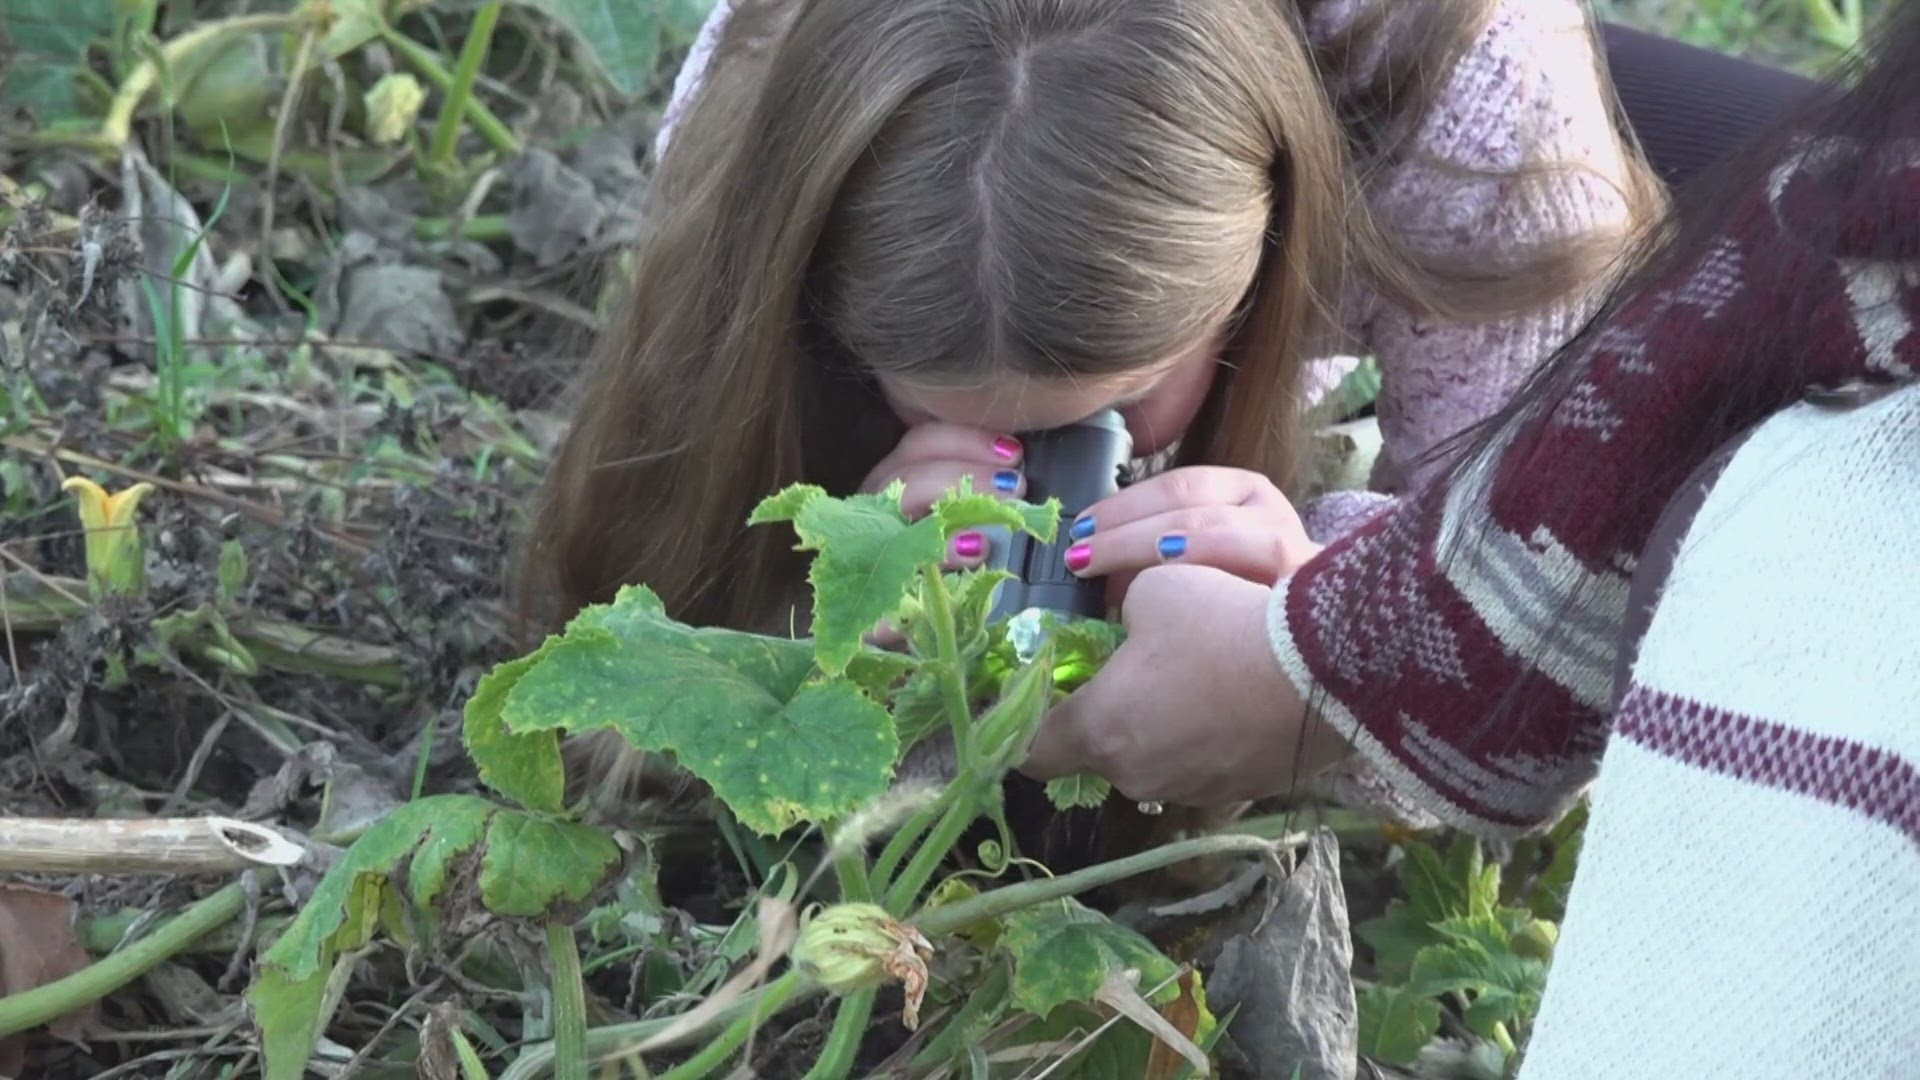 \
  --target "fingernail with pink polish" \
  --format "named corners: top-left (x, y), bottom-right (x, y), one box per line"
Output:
top-left (952, 532), bottom-right (986, 560)
top-left (992, 436), bottom-right (1022, 462)
top-left (1065, 542), bottom-right (1092, 573)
